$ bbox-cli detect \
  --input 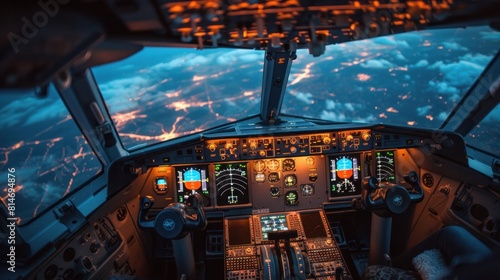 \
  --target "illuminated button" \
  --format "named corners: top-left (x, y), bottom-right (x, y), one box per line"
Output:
top-left (208, 143), bottom-right (217, 152)
top-left (250, 142), bottom-right (257, 150)
top-left (362, 132), bottom-right (371, 141)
